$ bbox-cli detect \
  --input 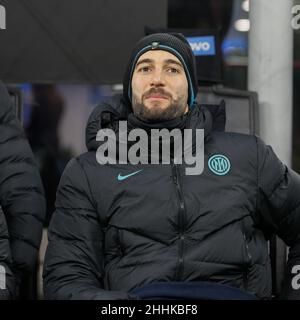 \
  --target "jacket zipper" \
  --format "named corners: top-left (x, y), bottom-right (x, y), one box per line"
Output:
top-left (171, 160), bottom-right (186, 281)
top-left (118, 229), bottom-right (125, 257)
